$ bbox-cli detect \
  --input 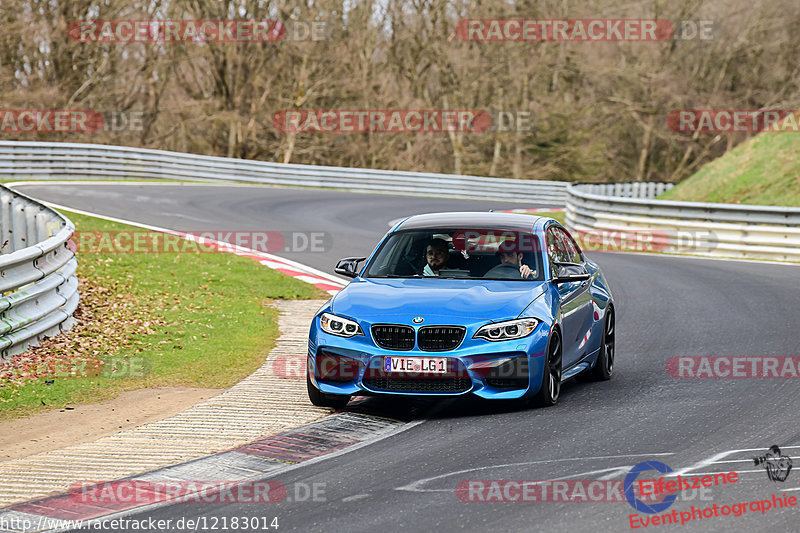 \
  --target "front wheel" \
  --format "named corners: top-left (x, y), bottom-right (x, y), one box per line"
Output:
top-left (587, 306), bottom-right (614, 381)
top-left (531, 331), bottom-right (562, 407)
top-left (307, 377), bottom-right (351, 409)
